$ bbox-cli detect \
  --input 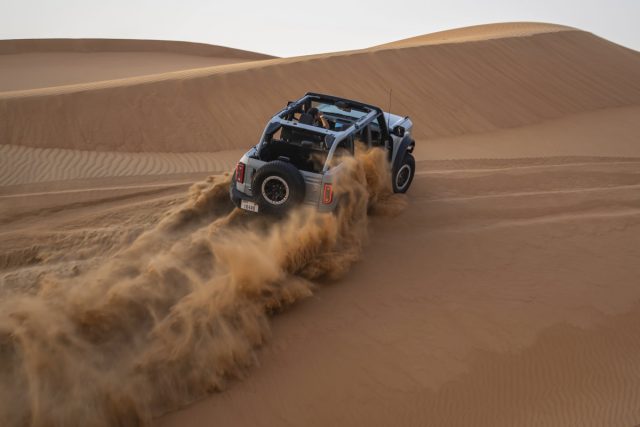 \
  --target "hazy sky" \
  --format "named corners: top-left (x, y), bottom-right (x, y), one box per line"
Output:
top-left (1, 0), bottom-right (638, 57)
